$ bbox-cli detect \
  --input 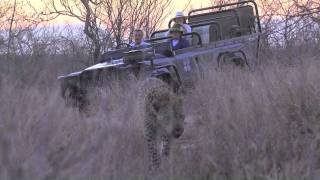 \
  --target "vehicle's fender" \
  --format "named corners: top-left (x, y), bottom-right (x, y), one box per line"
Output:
top-left (151, 67), bottom-right (171, 77)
